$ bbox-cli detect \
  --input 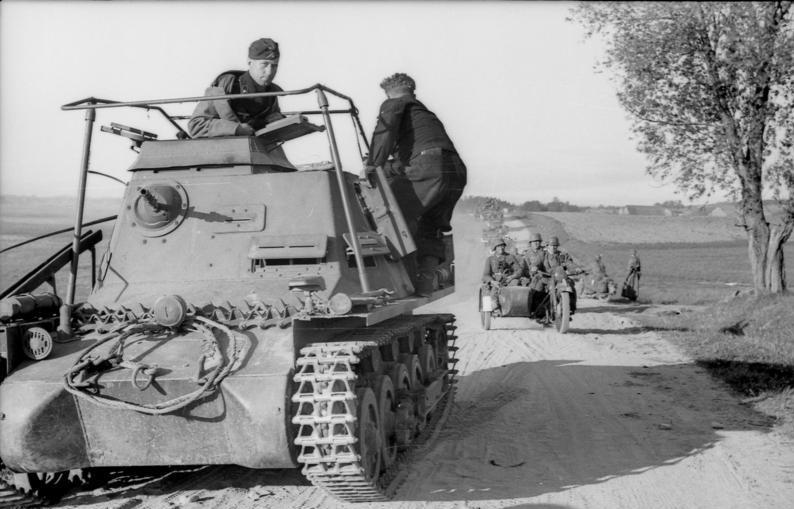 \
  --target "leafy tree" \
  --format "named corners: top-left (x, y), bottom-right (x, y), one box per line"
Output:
top-left (572, 2), bottom-right (794, 292)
